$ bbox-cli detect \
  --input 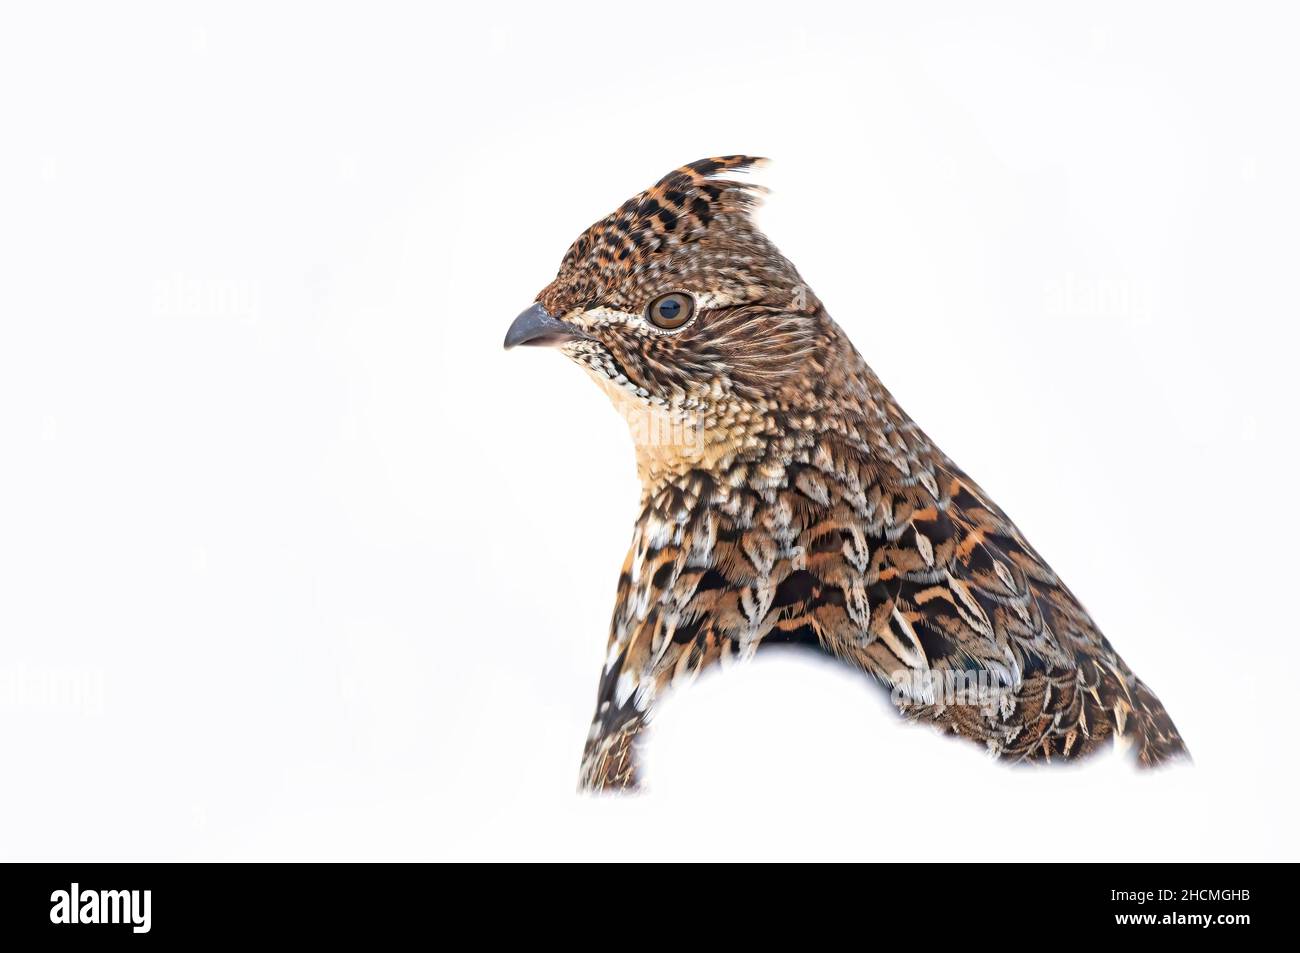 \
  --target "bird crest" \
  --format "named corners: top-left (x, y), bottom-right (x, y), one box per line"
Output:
top-left (539, 156), bottom-right (771, 316)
